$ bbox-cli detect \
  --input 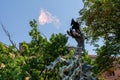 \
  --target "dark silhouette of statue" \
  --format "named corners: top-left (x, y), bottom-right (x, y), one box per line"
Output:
top-left (71, 18), bottom-right (80, 33)
top-left (67, 18), bottom-right (85, 49)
